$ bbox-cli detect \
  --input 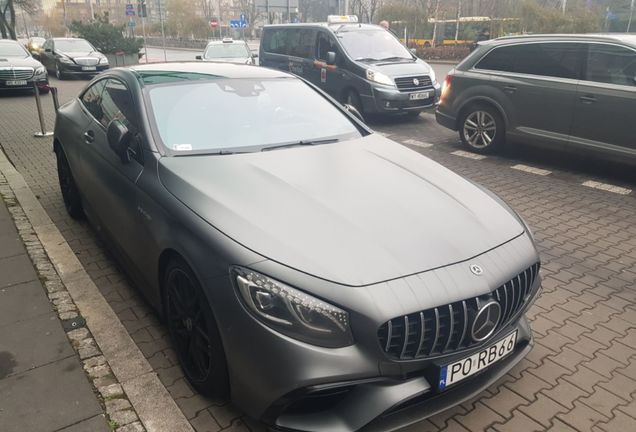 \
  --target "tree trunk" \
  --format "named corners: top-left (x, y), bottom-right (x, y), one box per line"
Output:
top-left (8, 0), bottom-right (17, 40)
top-left (0, 18), bottom-right (7, 39)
